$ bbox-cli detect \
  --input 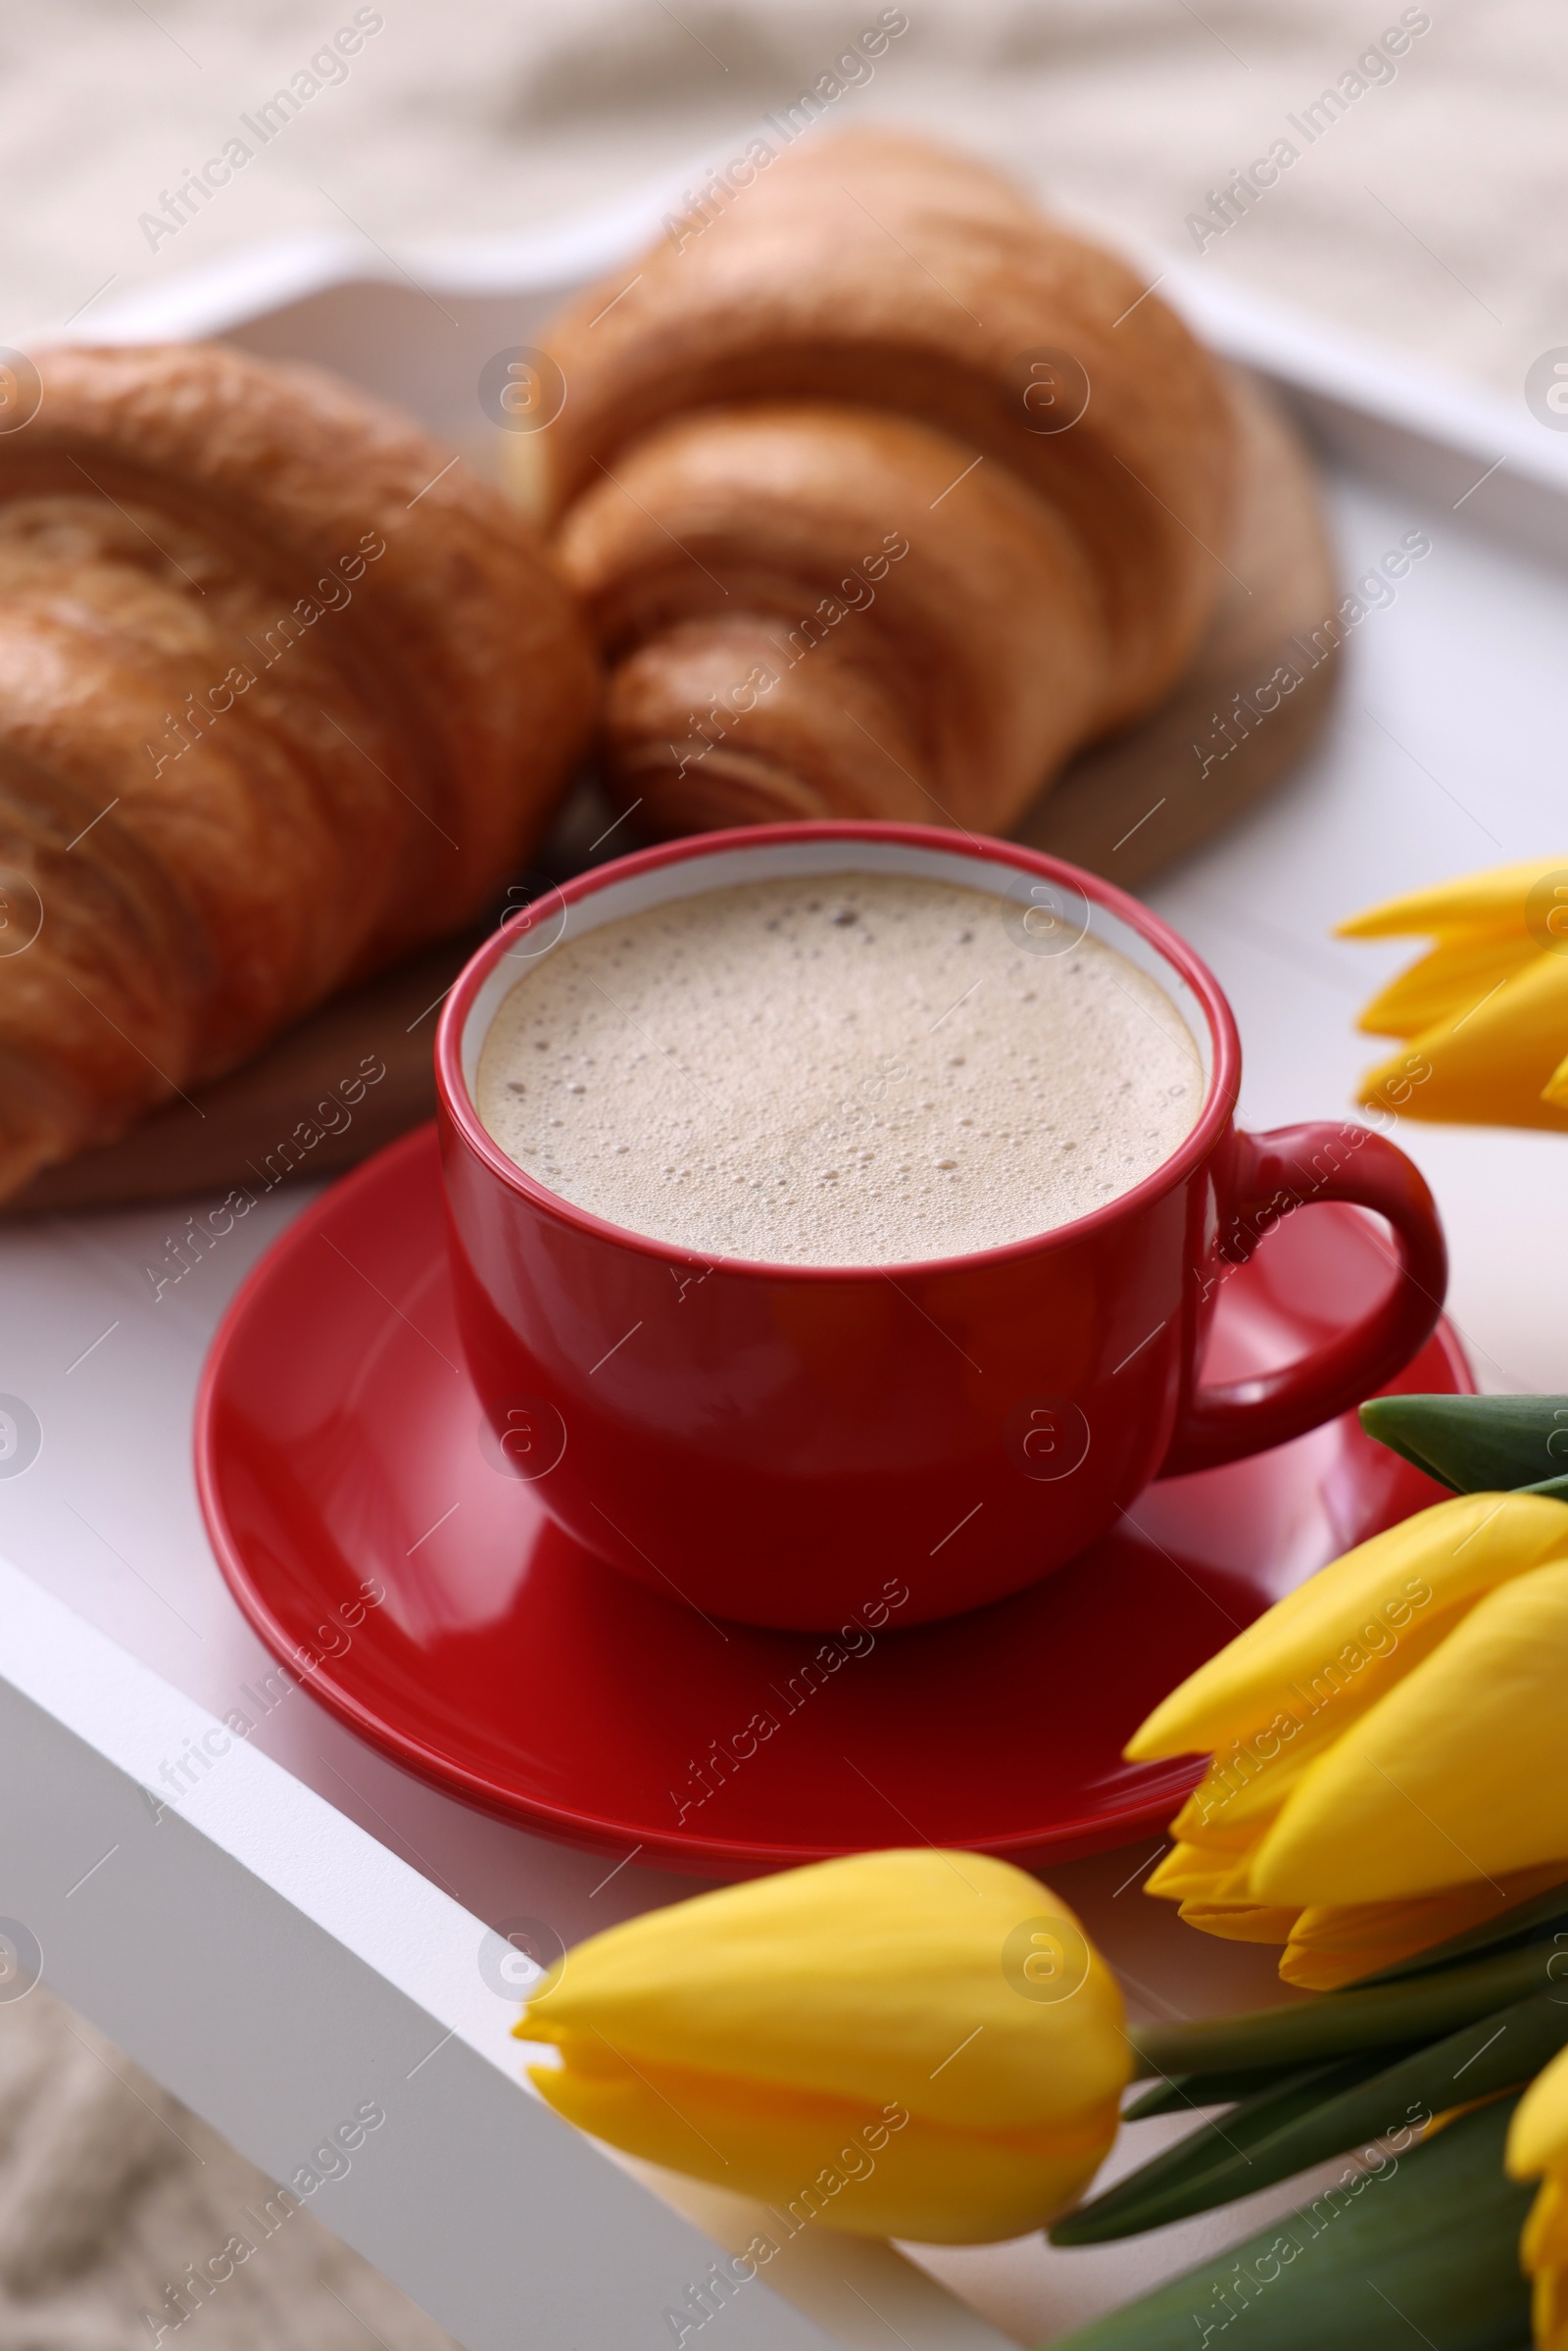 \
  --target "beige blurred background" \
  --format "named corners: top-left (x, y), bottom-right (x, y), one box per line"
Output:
top-left (11, 0), bottom-right (1566, 398)
top-left (1, 2), bottom-right (1560, 2345)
